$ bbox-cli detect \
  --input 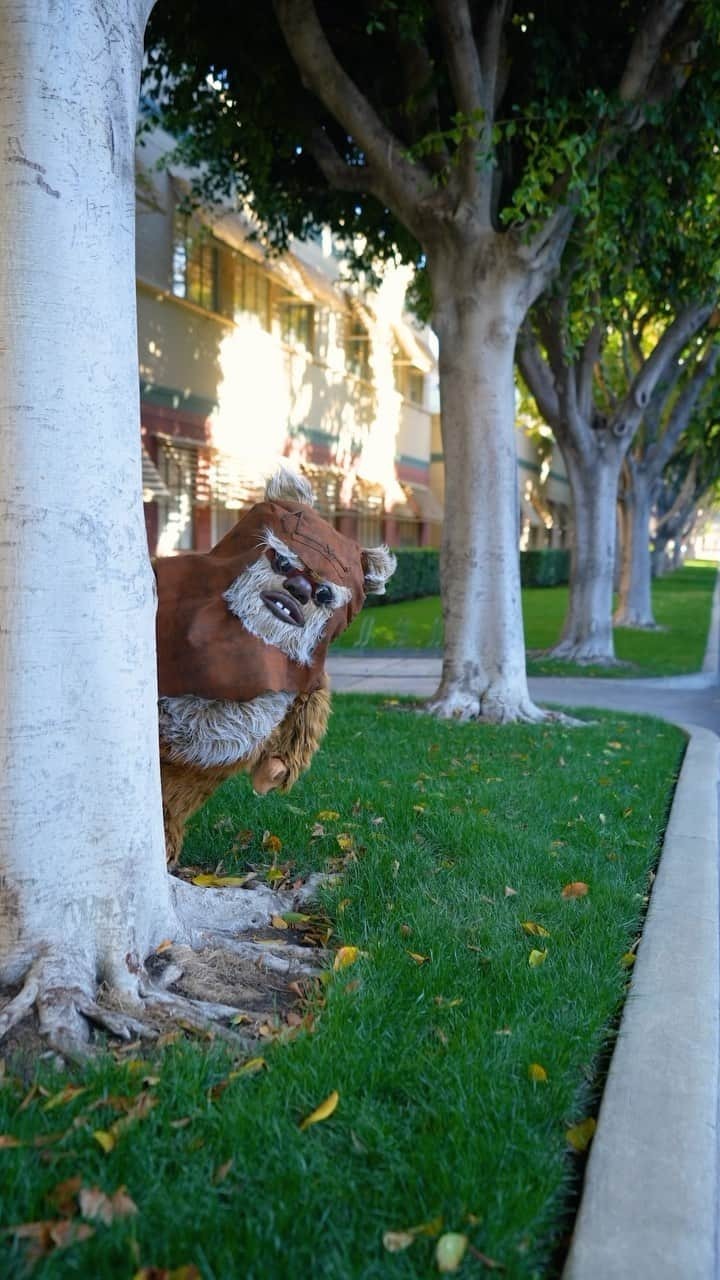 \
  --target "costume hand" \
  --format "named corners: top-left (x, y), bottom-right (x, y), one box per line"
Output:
top-left (251, 755), bottom-right (290, 795)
